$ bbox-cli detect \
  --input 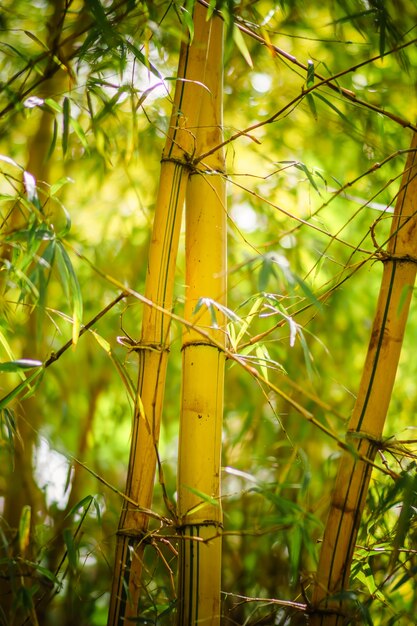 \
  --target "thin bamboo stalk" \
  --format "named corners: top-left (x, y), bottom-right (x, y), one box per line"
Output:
top-left (107, 7), bottom-right (212, 623)
top-left (176, 14), bottom-right (225, 626)
top-left (311, 133), bottom-right (417, 625)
